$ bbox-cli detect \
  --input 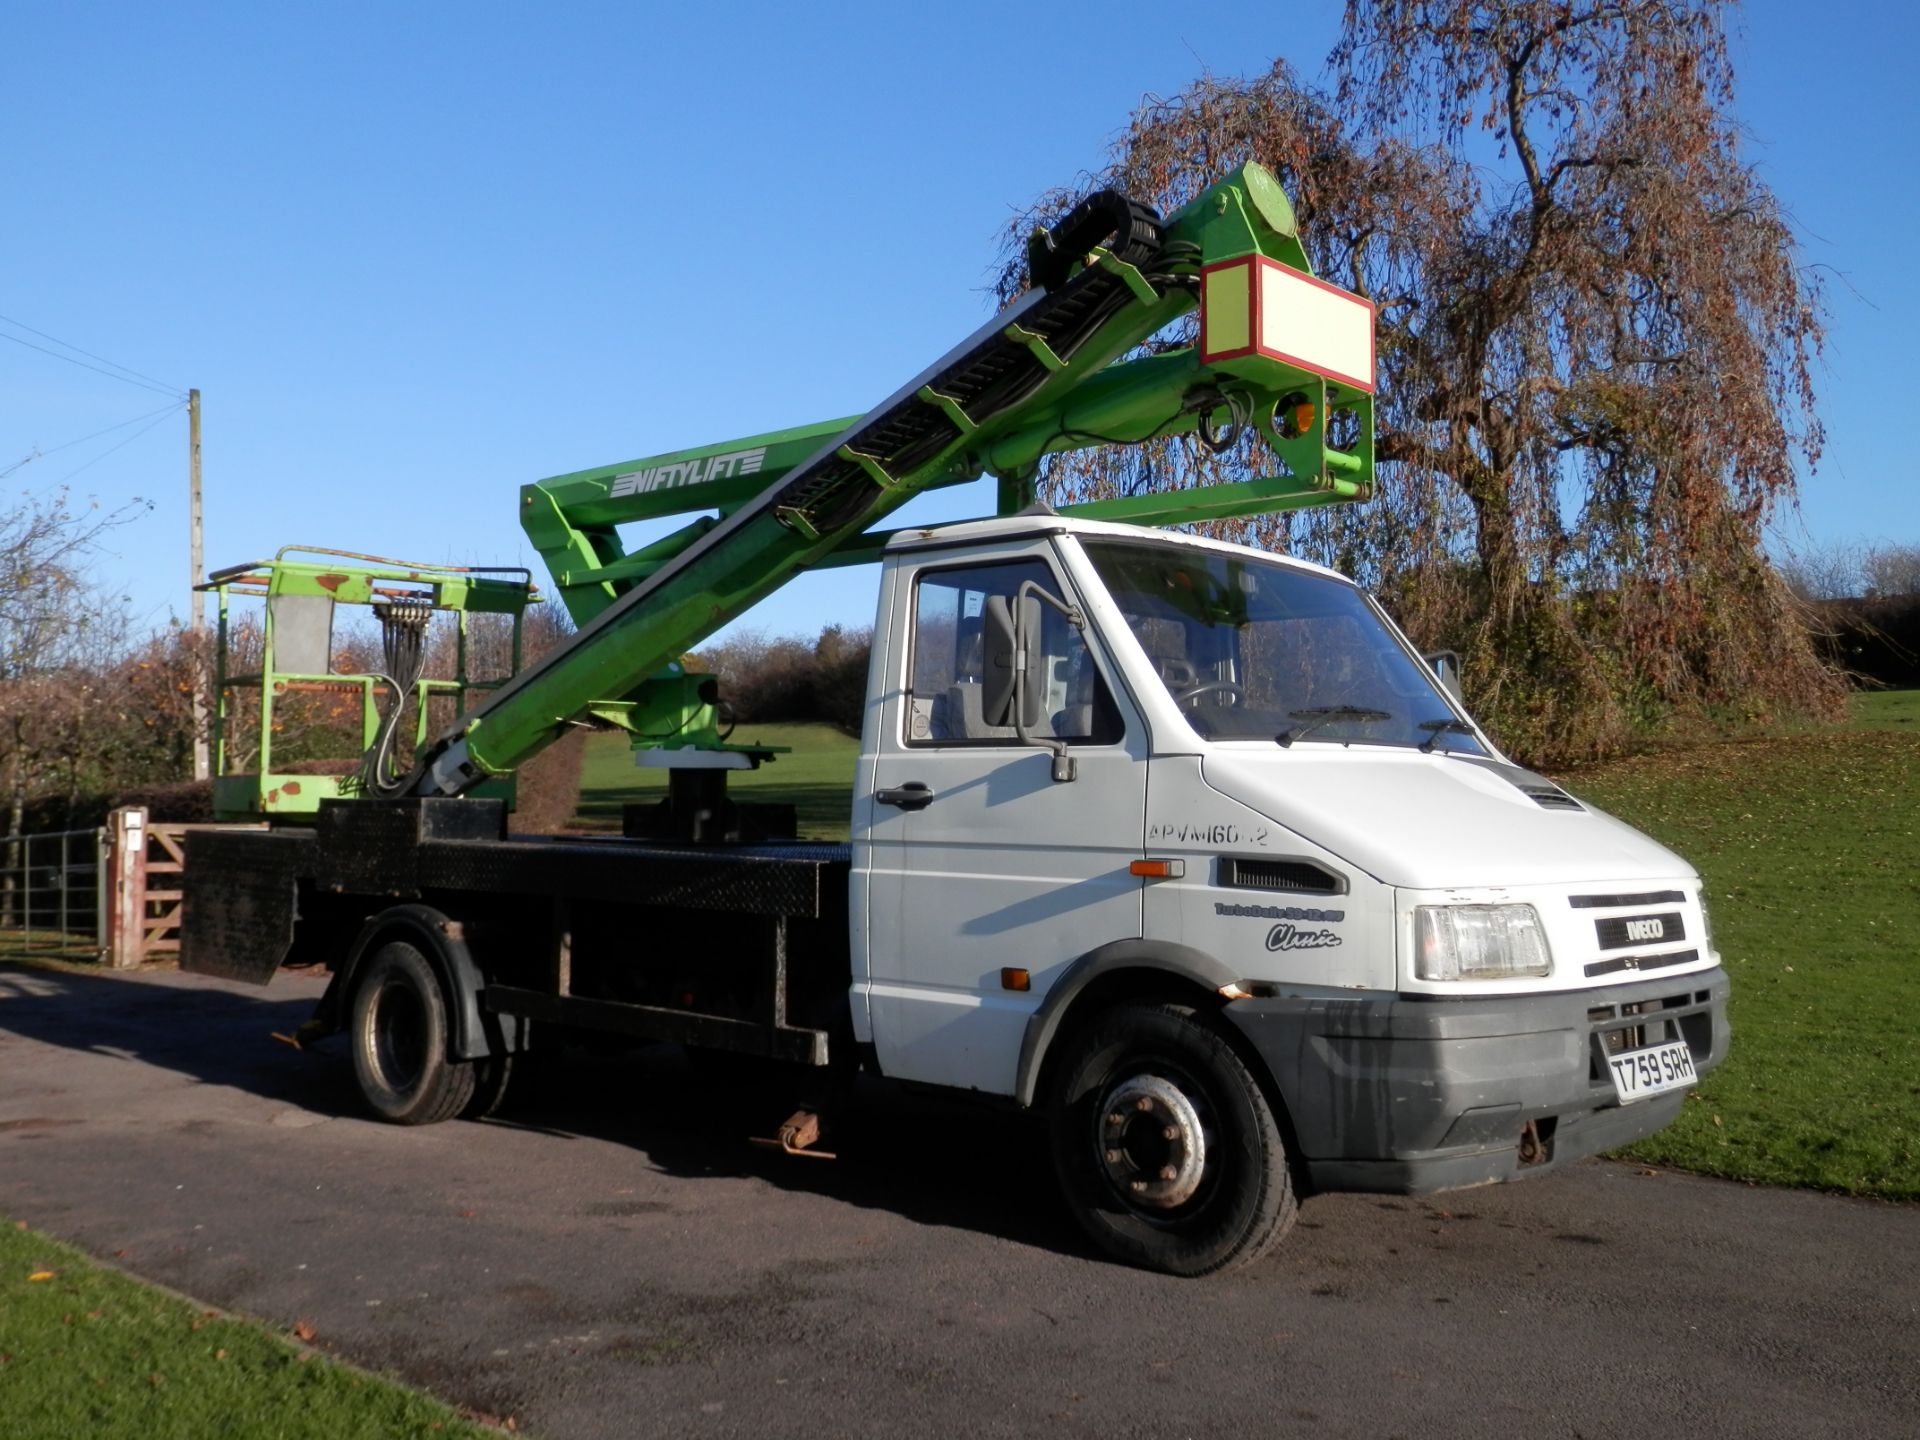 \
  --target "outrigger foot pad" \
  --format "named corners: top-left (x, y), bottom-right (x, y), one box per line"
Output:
top-left (751, 1108), bottom-right (836, 1160)
top-left (270, 1019), bottom-right (330, 1052)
